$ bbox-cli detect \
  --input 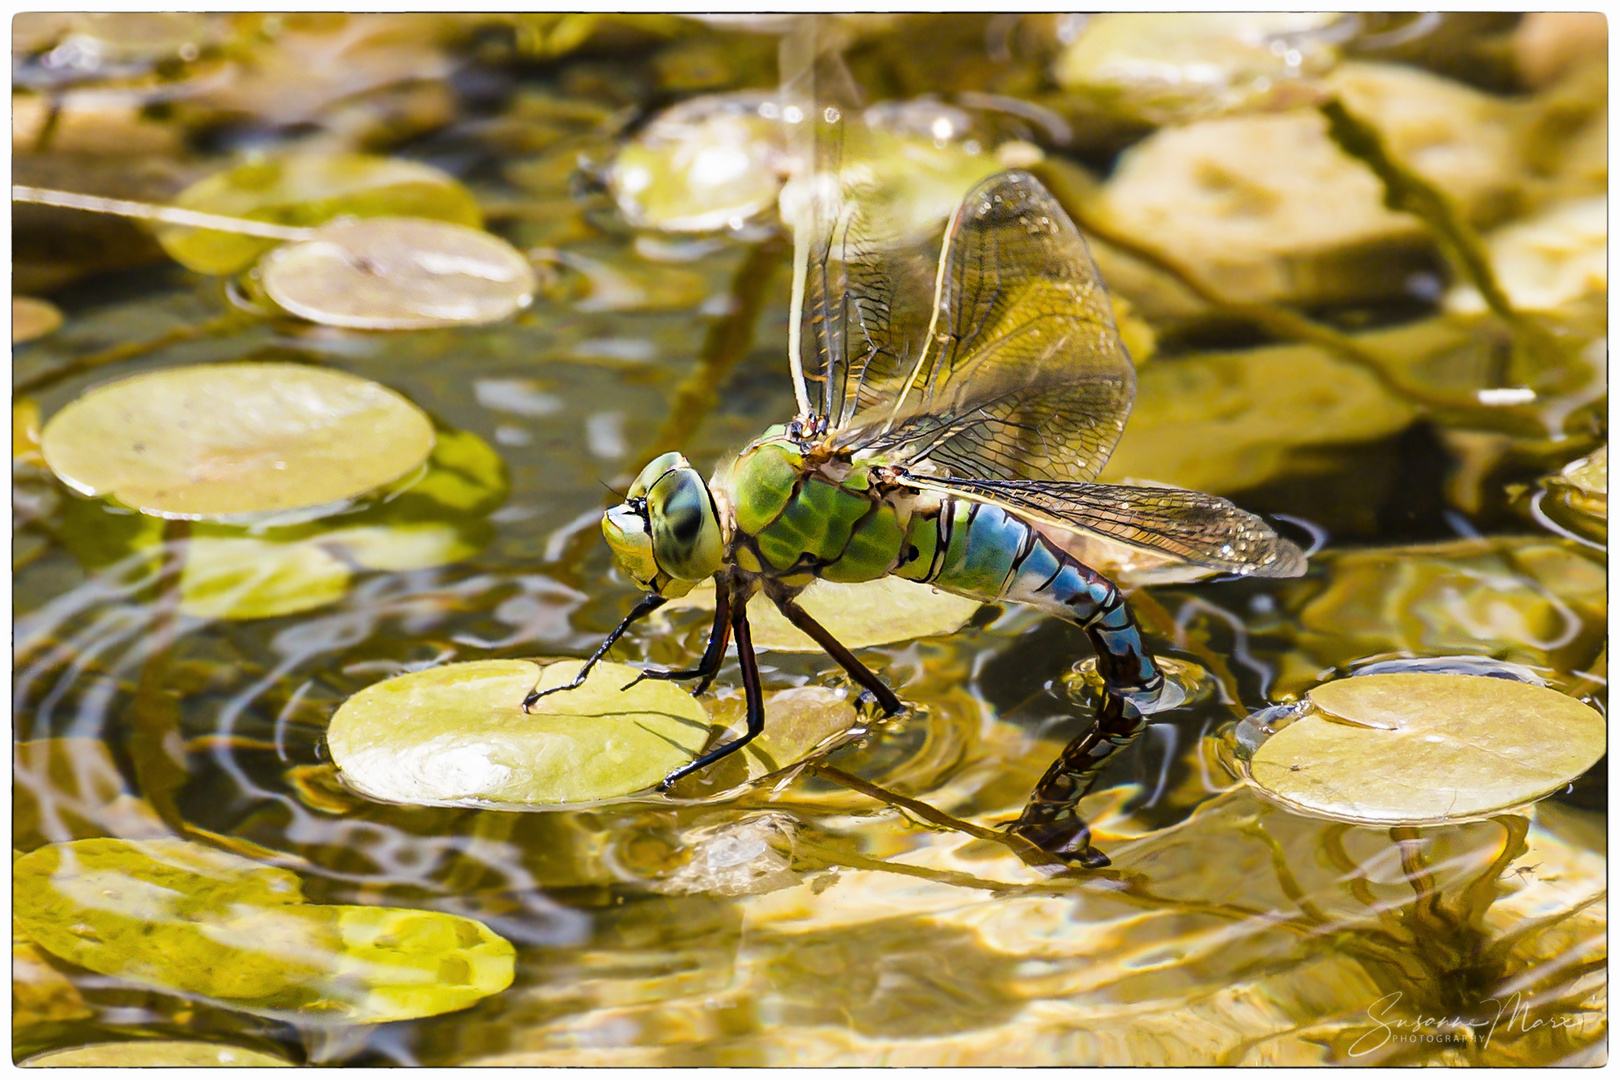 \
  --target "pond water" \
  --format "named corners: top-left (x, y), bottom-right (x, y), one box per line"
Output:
top-left (12, 14), bottom-right (1607, 1066)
